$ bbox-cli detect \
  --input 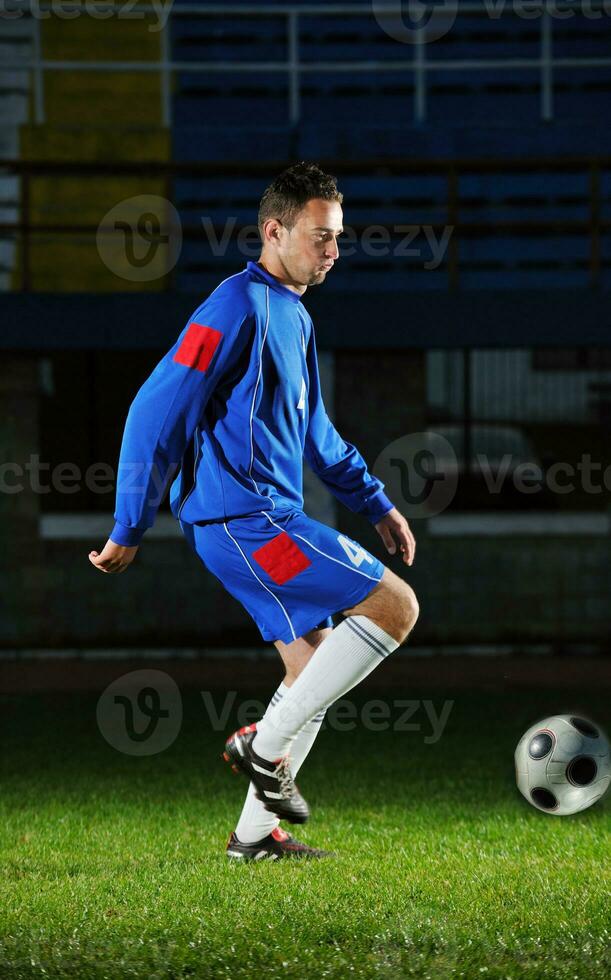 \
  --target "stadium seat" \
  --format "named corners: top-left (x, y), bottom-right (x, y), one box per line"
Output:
top-left (172, 125), bottom-right (291, 162)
